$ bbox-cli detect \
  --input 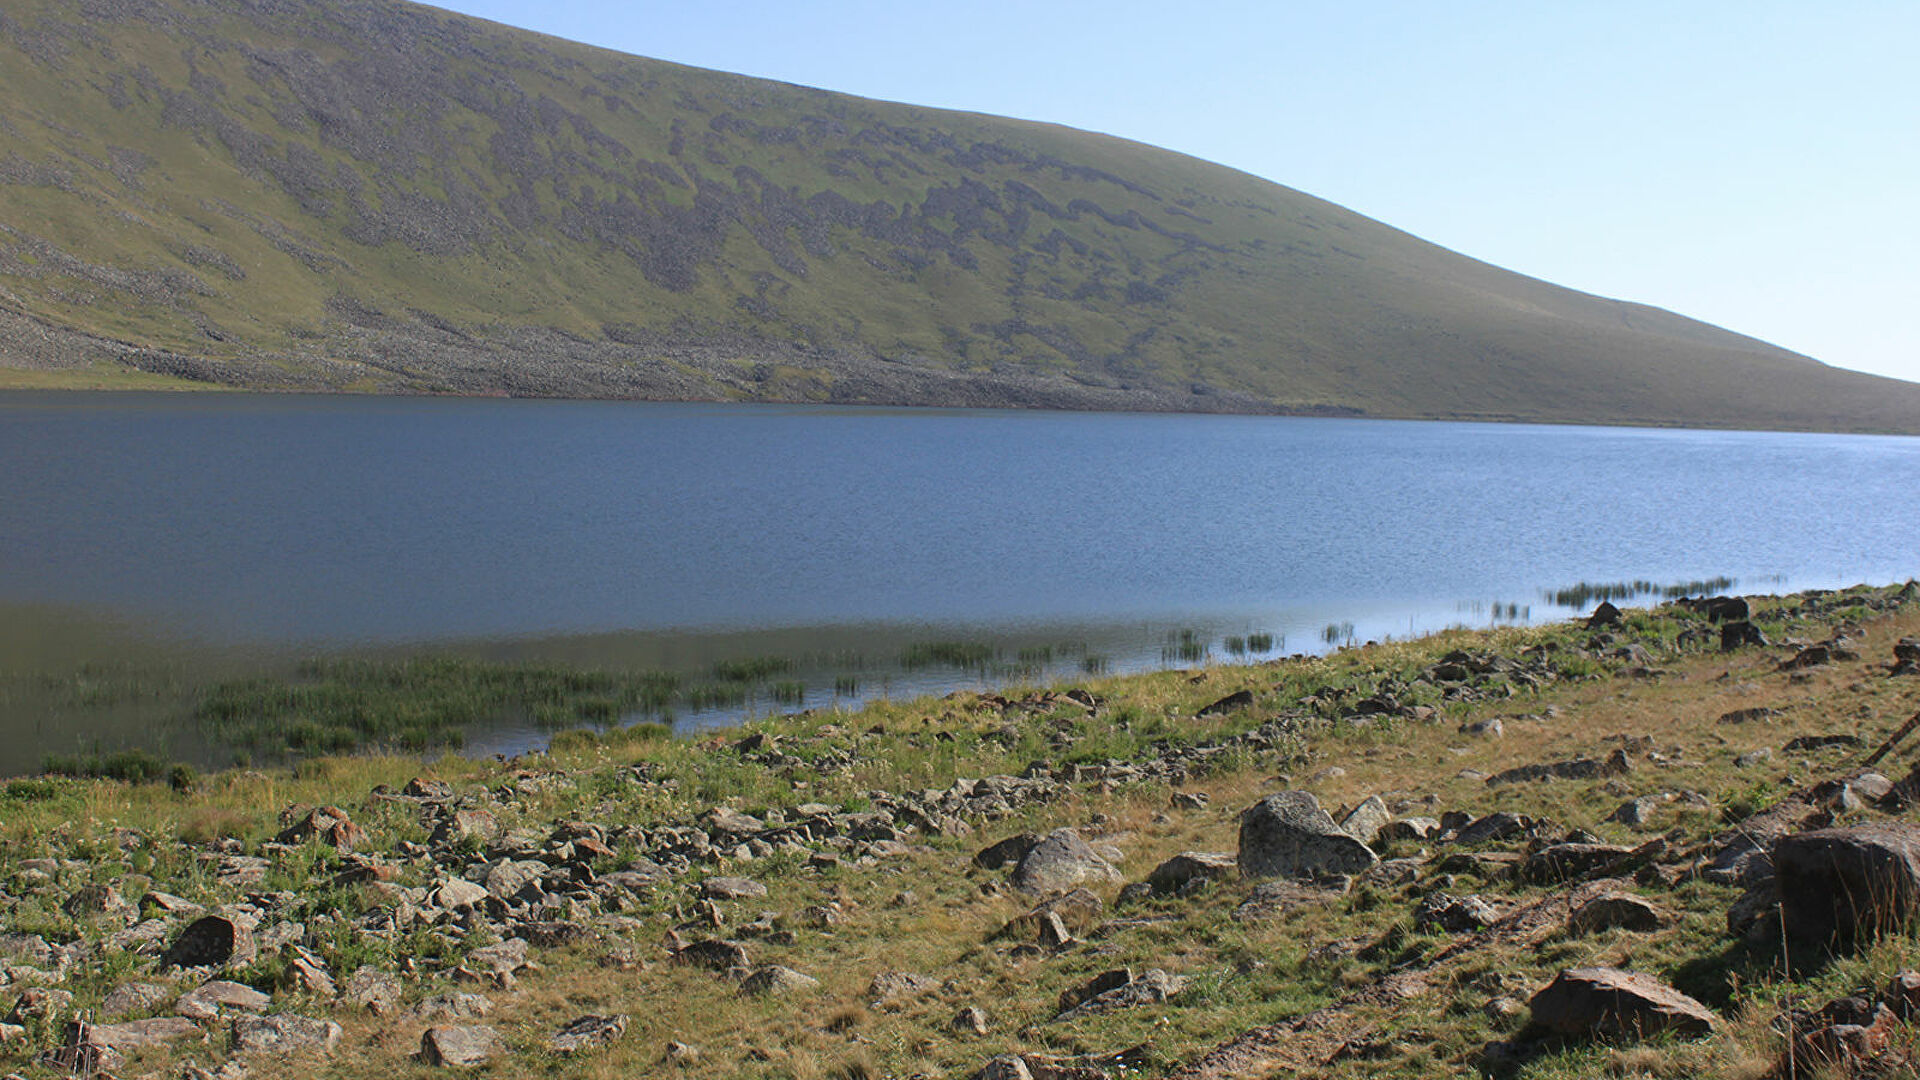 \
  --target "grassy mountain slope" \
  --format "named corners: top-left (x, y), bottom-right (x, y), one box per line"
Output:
top-left (2, 0), bottom-right (1917, 431)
